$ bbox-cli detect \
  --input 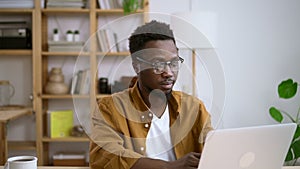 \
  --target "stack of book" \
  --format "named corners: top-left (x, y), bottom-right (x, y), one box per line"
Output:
top-left (97, 29), bottom-right (119, 52)
top-left (47, 0), bottom-right (87, 8)
top-left (98, 0), bottom-right (122, 9)
top-left (53, 152), bottom-right (86, 166)
top-left (48, 41), bottom-right (84, 52)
